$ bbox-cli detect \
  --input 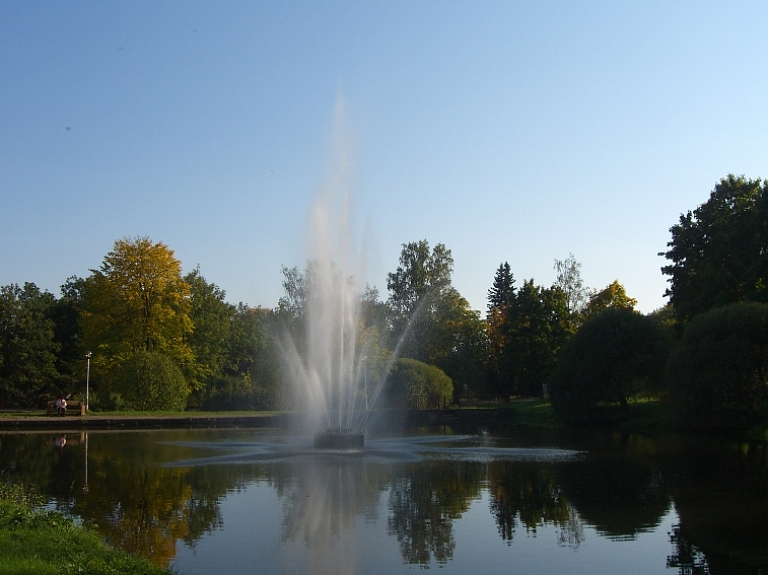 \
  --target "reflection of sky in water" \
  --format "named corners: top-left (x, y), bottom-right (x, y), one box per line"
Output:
top-left (167, 434), bottom-right (676, 575)
top-left (171, 474), bottom-right (680, 575)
